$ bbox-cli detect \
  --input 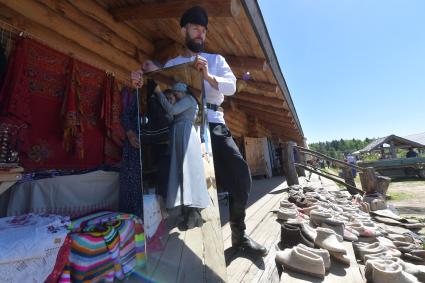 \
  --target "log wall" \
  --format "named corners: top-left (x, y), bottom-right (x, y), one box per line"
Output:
top-left (0, 0), bottom-right (303, 142)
